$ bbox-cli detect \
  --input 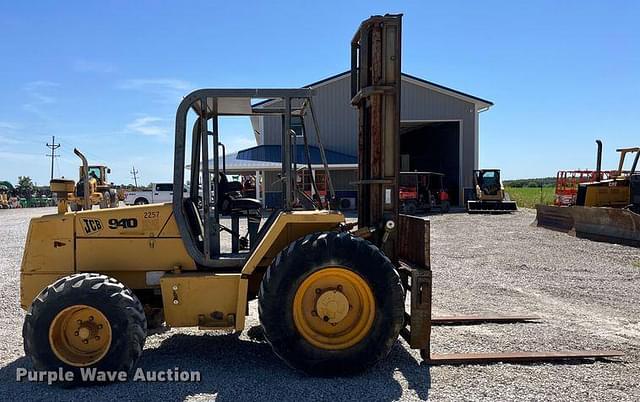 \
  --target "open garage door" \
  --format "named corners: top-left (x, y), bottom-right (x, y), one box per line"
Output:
top-left (400, 121), bottom-right (461, 206)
